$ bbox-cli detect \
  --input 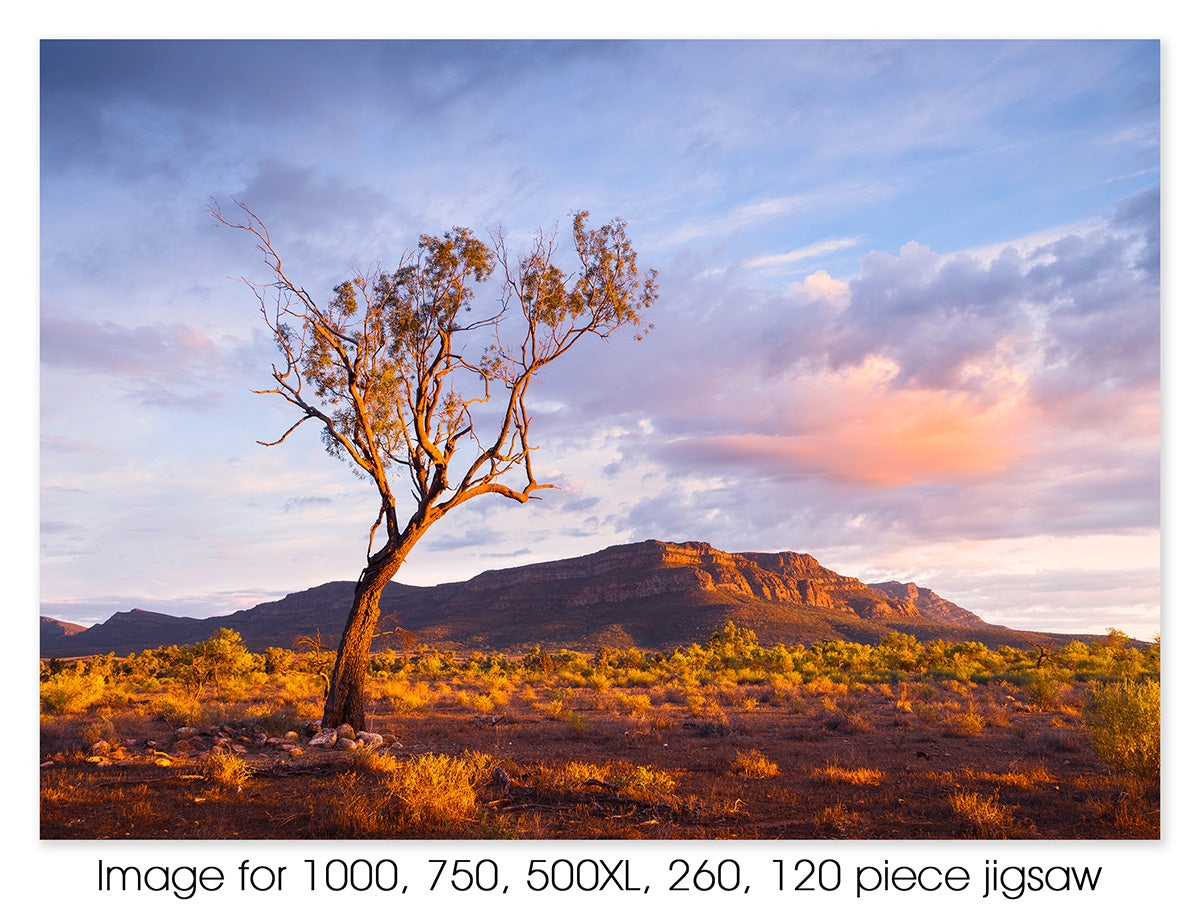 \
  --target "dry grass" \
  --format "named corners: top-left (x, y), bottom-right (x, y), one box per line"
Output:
top-left (387, 752), bottom-right (491, 827)
top-left (942, 711), bottom-right (986, 737)
top-left (732, 749), bottom-right (780, 779)
top-left (979, 762), bottom-right (1055, 788)
top-left (204, 748), bottom-right (251, 789)
top-left (949, 789), bottom-right (1015, 838)
top-left (812, 762), bottom-right (884, 785)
